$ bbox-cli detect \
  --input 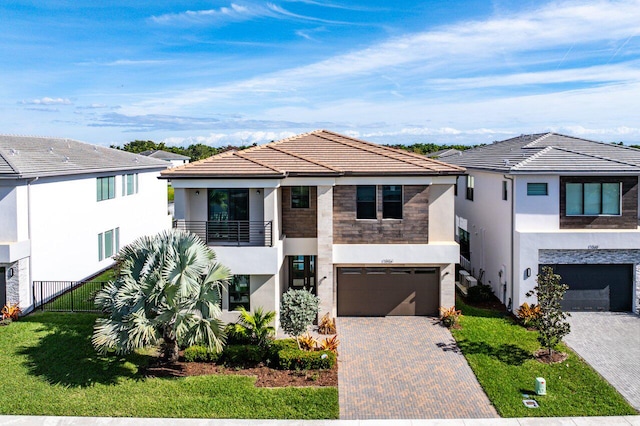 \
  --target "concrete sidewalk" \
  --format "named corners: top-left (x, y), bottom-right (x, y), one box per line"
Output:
top-left (1, 415), bottom-right (639, 425)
